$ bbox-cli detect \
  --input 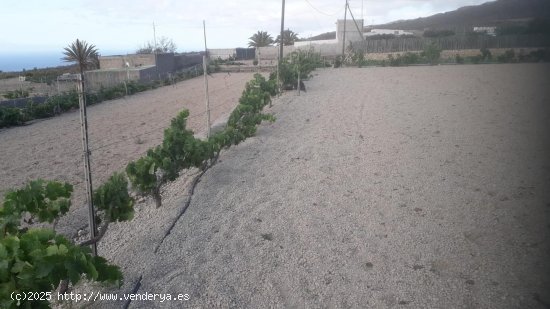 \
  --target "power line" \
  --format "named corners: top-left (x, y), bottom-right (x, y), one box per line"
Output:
top-left (303, 0), bottom-right (343, 16)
